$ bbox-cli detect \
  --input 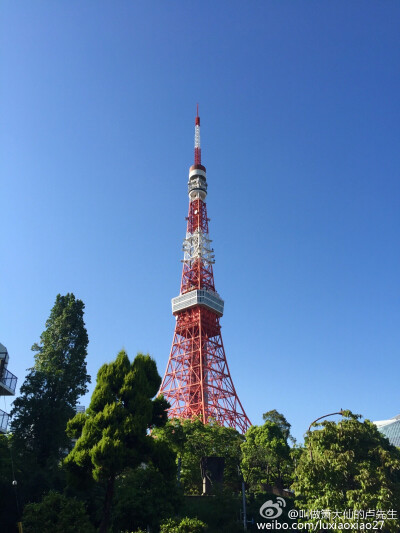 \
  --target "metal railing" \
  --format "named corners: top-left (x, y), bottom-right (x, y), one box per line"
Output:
top-left (0, 408), bottom-right (9, 432)
top-left (0, 368), bottom-right (17, 394)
